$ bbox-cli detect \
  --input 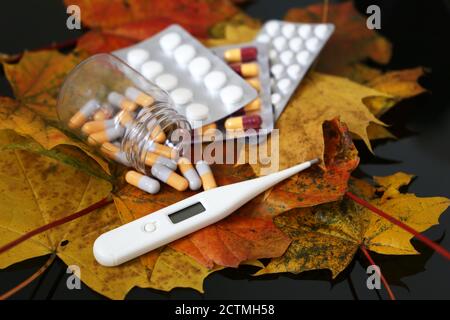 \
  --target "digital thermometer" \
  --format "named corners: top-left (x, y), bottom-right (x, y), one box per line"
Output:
top-left (93, 159), bottom-right (319, 266)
